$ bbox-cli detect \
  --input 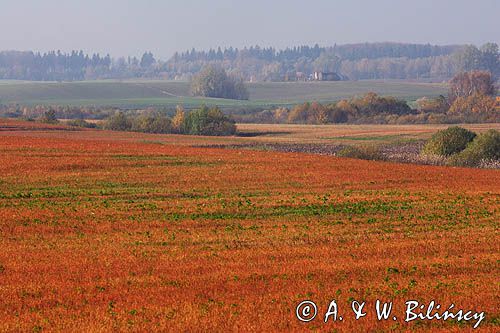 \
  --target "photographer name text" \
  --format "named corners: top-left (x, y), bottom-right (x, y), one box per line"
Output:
top-left (295, 300), bottom-right (485, 329)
